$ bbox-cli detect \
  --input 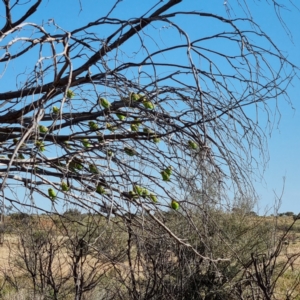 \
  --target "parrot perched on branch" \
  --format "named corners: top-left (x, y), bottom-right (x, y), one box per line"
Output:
top-left (116, 113), bottom-right (126, 121)
top-left (48, 188), bottom-right (56, 202)
top-left (89, 164), bottom-right (100, 174)
top-left (61, 182), bottom-right (69, 192)
top-left (39, 125), bottom-right (48, 133)
top-left (130, 123), bottom-right (139, 132)
top-left (130, 119), bottom-right (141, 132)
top-left (64, 141), bottom-right (73, 149)
top-left (130, 93), bottom-right (142, 102)
top-left (52, 106), bottom-right (59, 114)
top-left (35, 141), bottom-right (45, 152)
top-left (143, 128), bottom-right (160, 143)
top-left (160, 171), bottom-right (170, 181)
top-left (143, 128), bottom-right (153, 134)
top-left (88, 121), bottom-right (98, 131)
top-left (128, 191), bottom-right (139, 199)
top-left (152, 136), bottom-right (160, 143)
top-left (99, 97), bottom-right (111, 109)
top-left (124, 147), bottom-right (136, 156)
top-left (69, 161), bottom-right (83, 171)
top-left (188, 140), bottom-right (198, 150)
top-left (97, 132), bottom-right (104, 143)
top-left (81, 139), bottom-right (91, 148)
top-left (160, 166), bottom-right (172, 181)
top-left (96, 185), bottom-right (106, 195)
top-left (141, 188), bottom-right (150, 198)
top-left (67, 90), bottom-right (75, 99)
top-left (142, 100), bottom-right (155, 109)
top-left (133, 185), bottom-right (151, 198)
top-left (106, 123), bottom-right (117, 132)
top-left (171, 199), bottom-right (180, 210)
top-left (107, 150), bottom-right (114, 157)
top-left (165, 166), bottom-right (172, 176)
top-left (133, 185), bottom-right (144, 196)
top-left (149, 194), bottom-right (158, 203)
